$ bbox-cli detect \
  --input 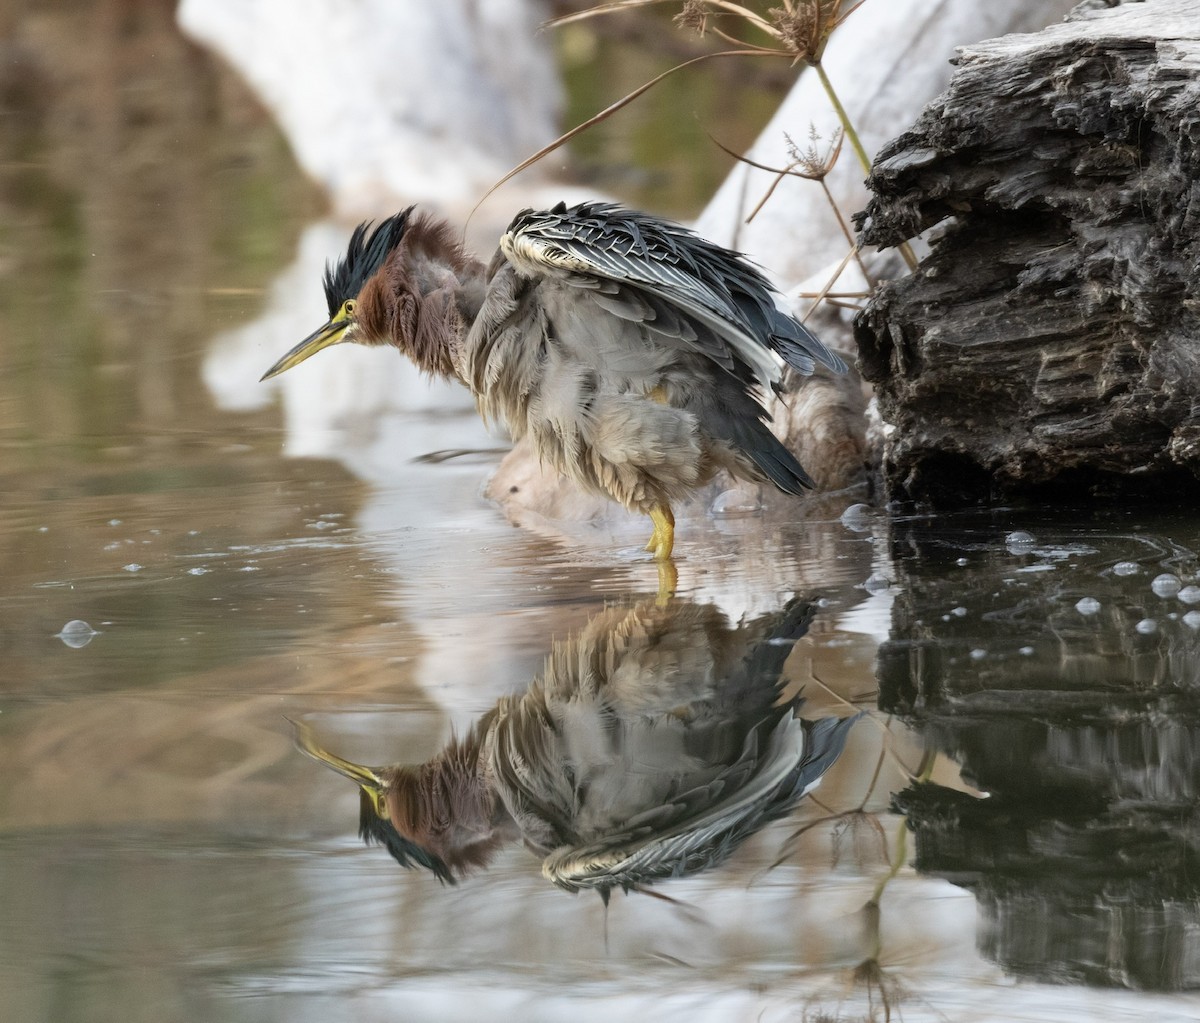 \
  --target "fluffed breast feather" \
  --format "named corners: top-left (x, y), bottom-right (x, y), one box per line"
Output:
top-left (499, 201), bottom-right (846, 395)
top-left (465, 201), bottom-right (849, 509)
